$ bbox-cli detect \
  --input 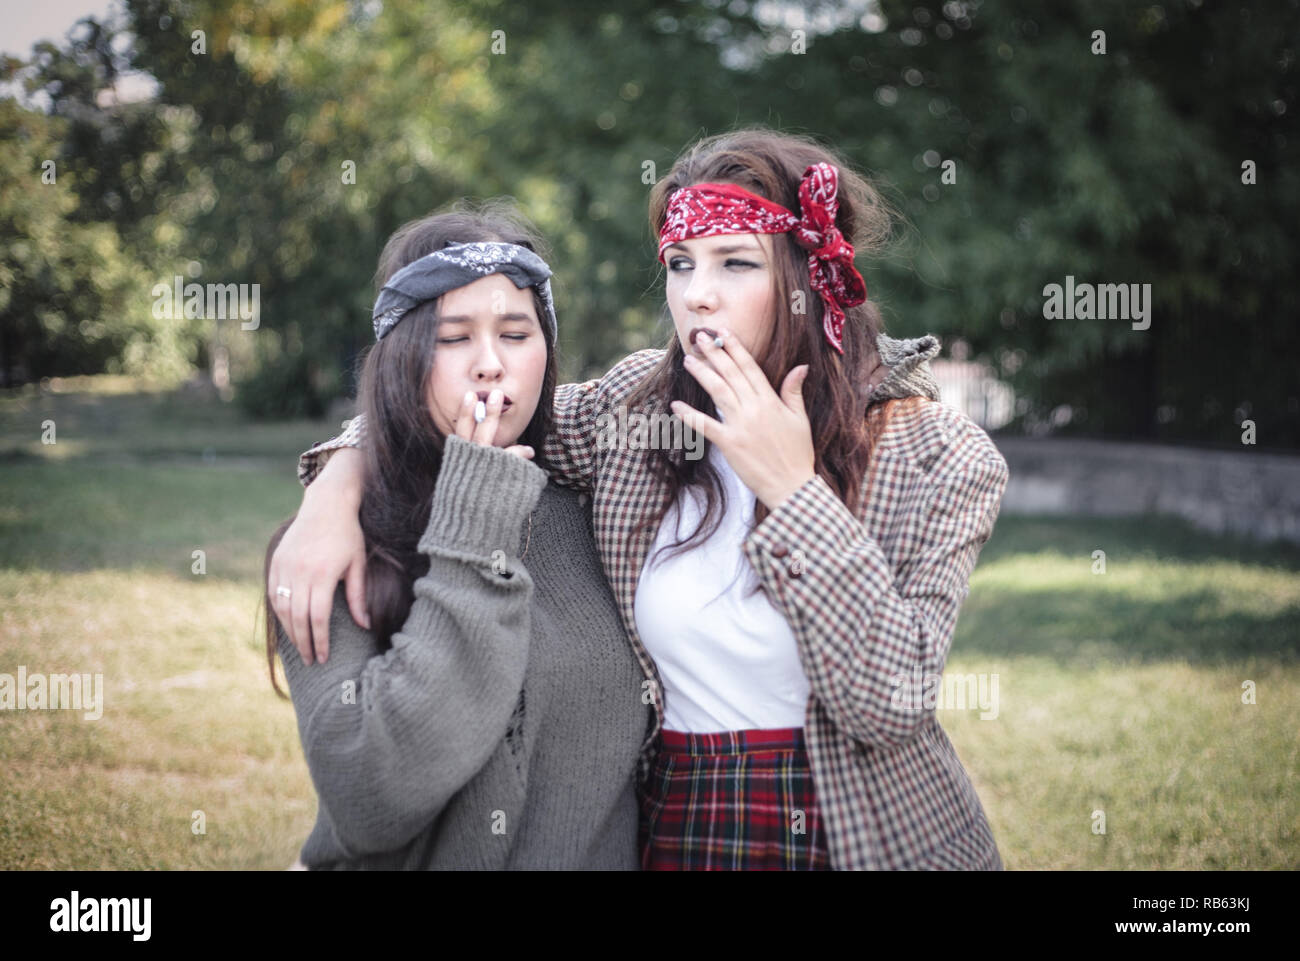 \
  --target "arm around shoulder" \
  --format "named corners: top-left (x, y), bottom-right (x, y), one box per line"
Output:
top-left (543, 347), bottom-right (666, 490)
